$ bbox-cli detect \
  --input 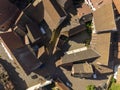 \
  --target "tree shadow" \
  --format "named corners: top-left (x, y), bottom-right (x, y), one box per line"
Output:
top-left (65, 3), bottom-right (77, 15)
top-left (0, 58), bottom-right (27, 90)
top-left (69, 30), bottom-right (91, 43)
